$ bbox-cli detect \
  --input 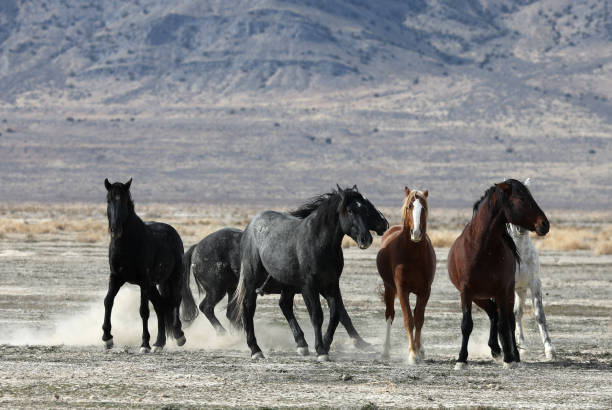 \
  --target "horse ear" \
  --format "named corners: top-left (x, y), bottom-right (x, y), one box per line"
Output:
top-left (104, 178), bottom-right (111, 191)
top-left (125, 178), bottom-right (132, 190)
top-left (404, 186), bottom-right (410, 196)
top-left (352, 184), bottom-right (358, 191)
top-left (524, 178), bottom-right (531, 187)
top-left (496, 182), bottom-right (512, 196)
top-left (423, 190), bottom-right (429, 198)
top-left (336, 183), bottom-right (342, 192)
